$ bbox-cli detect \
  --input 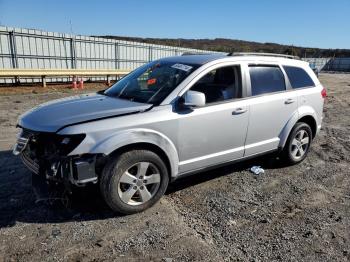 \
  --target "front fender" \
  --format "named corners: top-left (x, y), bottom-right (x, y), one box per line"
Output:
top-left (89, 128), bottom-right (179, 177)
